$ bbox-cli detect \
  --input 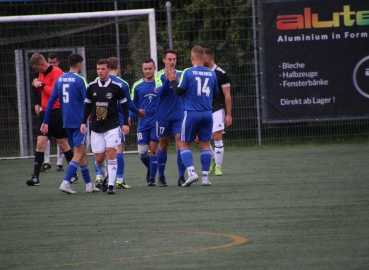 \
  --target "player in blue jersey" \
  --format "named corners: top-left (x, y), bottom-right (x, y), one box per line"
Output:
top-left (41, 53), bottom-right (99, 194)
top-left (167, 45), bottom-right (218, 187)
top-left (93, 57), bottom-right (146, 190)
top-left (130, 58), bottom-right (159, 186)
top-left (155, 49), bottom-right (186, 187)
top-left (81, 59), bottom-right (130, 195)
